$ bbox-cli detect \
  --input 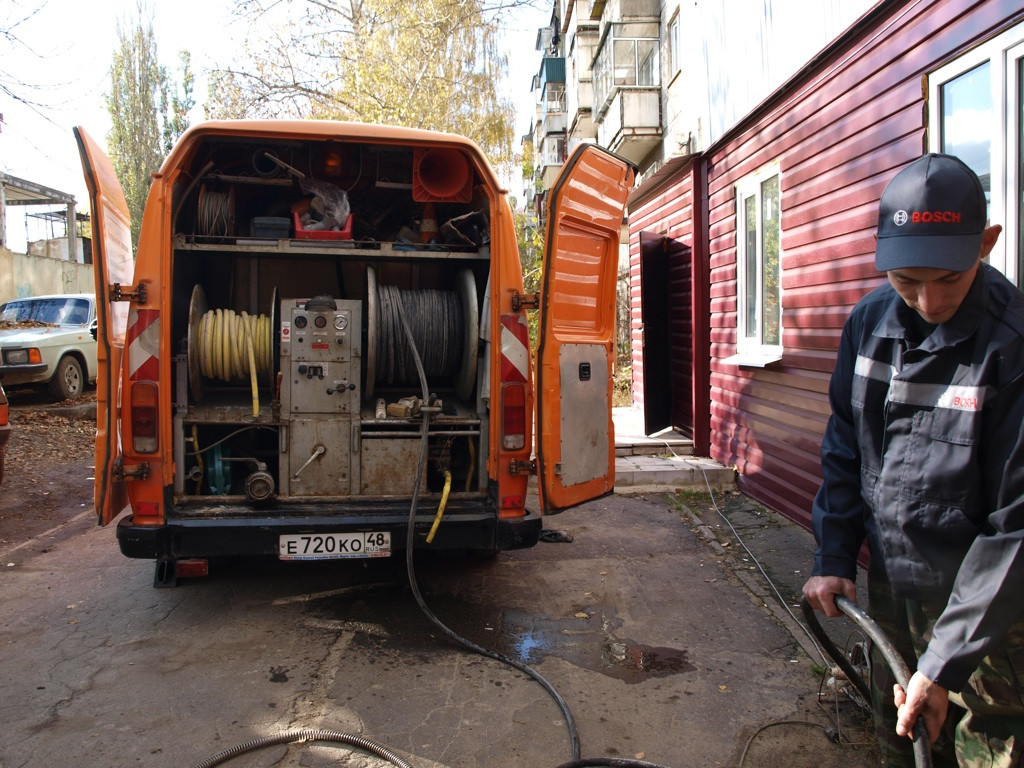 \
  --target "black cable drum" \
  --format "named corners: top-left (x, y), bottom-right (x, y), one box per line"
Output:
top-left (376, 284), bottom-right (464, 386)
